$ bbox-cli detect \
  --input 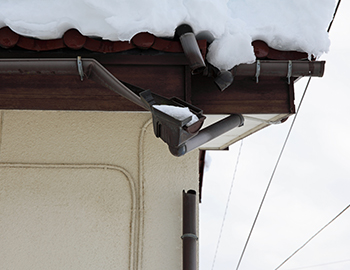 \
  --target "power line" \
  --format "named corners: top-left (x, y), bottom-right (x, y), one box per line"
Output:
top-left (233, 3), bottom-right (341, 269)
top-left (274, 3), bottom-right (344, 268)
top-left (284, 259), bottom-right (350, 270)
top-left (211, 140), bottom-right (244, 270)
top-left (327, 0), bottom-right (341, 33)
top-left (275, 204), bottom-right (350, 270)
top-left (235, 77), bottom-right (312, 270)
